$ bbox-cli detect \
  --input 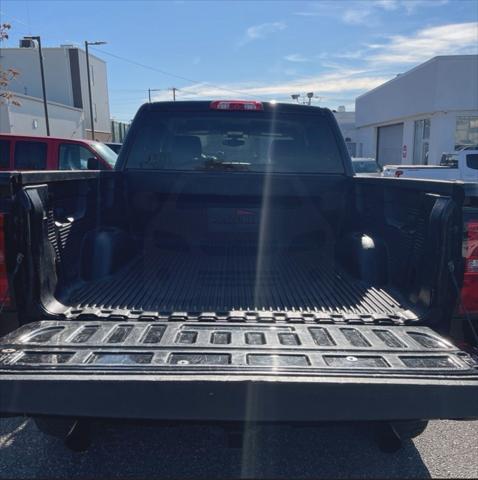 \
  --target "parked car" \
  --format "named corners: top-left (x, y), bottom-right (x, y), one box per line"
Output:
top-left (351, 157), bottom-right (381, 175)
top-left (0, 133), bottom-right (118, 171)
top-left (0, 101), bottom-right (477, 450)
top-left (105, 142), bottom-right (122, 154)
top-left (382, 150), bottom-right (478, 181)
